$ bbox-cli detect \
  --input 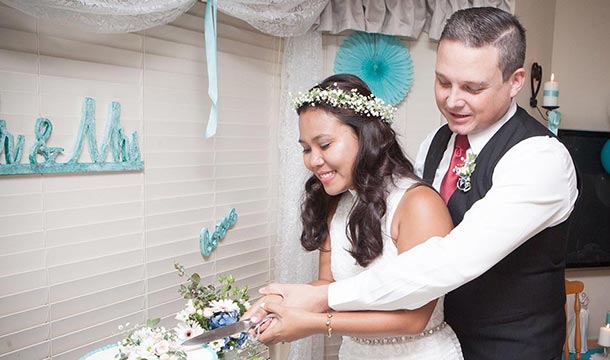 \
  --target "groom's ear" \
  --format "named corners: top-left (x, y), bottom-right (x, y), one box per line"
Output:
top-left (509, 67), bottom-right (526, 98)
